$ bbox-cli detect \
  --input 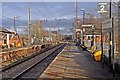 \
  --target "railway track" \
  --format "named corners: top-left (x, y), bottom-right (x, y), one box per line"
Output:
top-left (2, 44), bottom-right (60, 71)
top-left (1, 43), bottom-right (66, 80)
